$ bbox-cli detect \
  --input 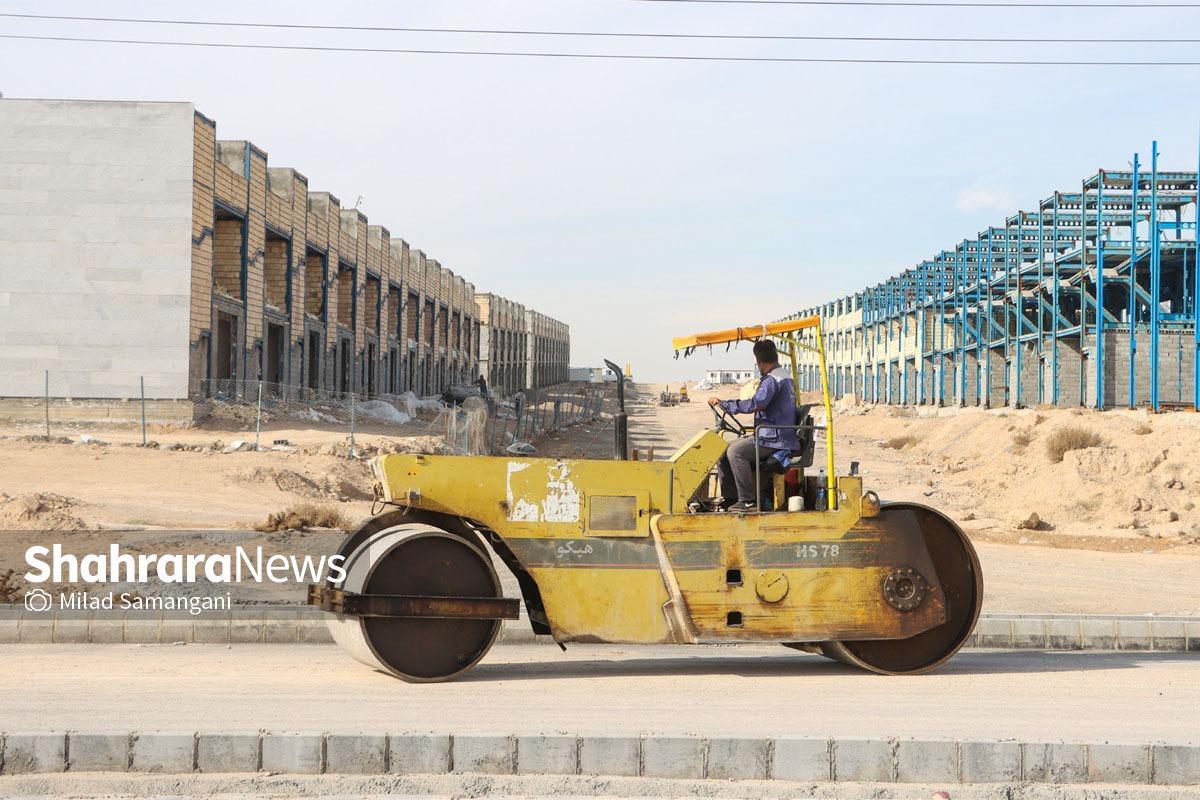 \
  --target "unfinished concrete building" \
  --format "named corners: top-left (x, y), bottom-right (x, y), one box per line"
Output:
top-left (0, 98), bottom-right (568, 416)
top-left (476, 294), bottom-right (570, 394)
top-left (190, 110), bottom-right (482, 401)
top-left (787, 150), bottom-right (1199, 412)
top-left (524, 309), bottom-right (570, 390)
